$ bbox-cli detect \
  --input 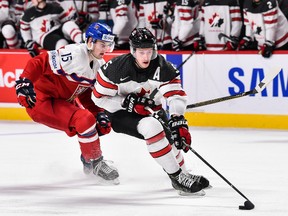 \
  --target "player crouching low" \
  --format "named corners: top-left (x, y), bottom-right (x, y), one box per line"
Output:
top-left (92, 27), bottom-right (210, 195)
top-left (14, 22), bottom-right (119, 184)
